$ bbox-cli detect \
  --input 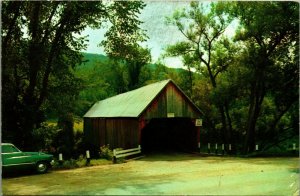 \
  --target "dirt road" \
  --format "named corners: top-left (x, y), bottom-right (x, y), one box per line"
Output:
top-left (2, 153), bottom-right (299, 195)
